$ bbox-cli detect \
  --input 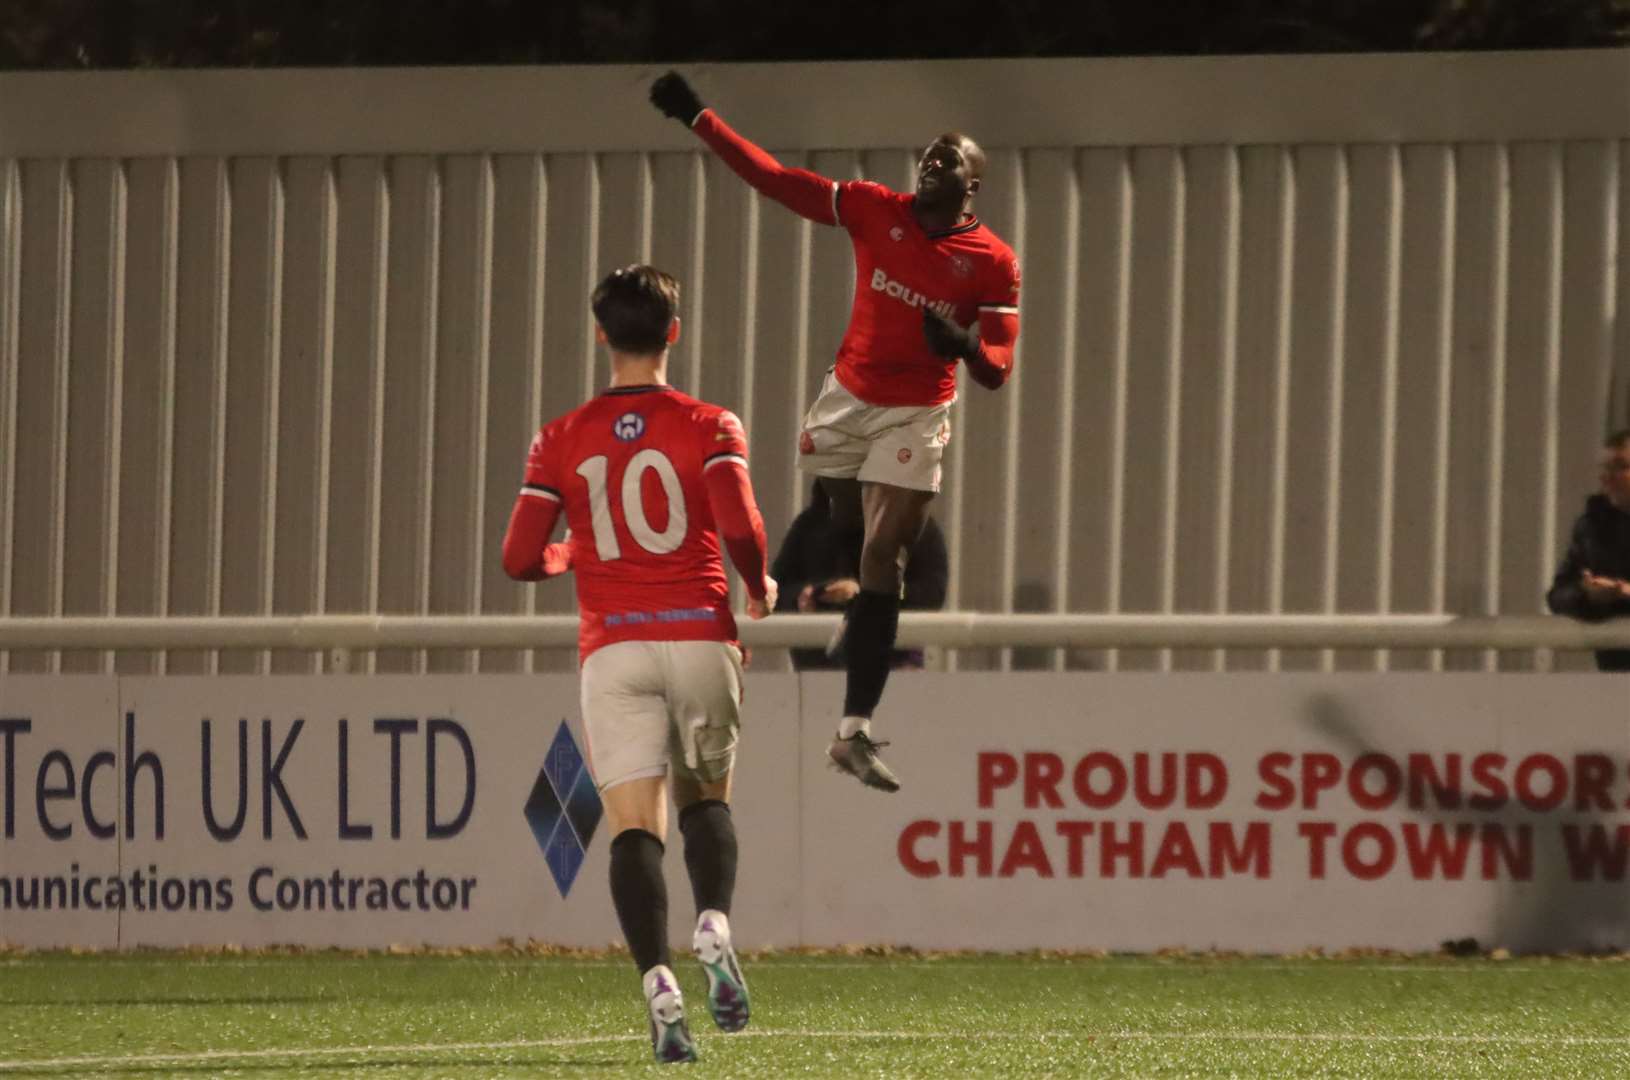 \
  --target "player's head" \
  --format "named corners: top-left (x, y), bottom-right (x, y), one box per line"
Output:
top-left (591, 264), bottom-right (681, 356)
top-left (916, 133), bottom-right (984, 212)
top-left (1602, 428), bottom-right (1630, 510)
